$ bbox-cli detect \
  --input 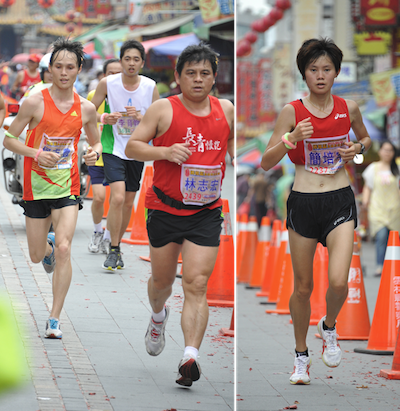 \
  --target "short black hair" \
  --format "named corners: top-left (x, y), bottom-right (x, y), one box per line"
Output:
top-left (120, 40), bottom-right (145, 61)
top-left (103, 58), bottom-right (120, 74)
top-left (175, 42), bottom-right (219, 76)
top-left (50, 38), bottom-right (84, 69)
top-left (296, 38), bottom-right (343, 80)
